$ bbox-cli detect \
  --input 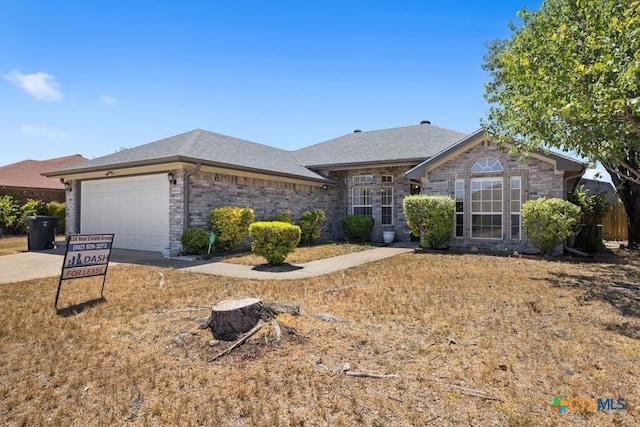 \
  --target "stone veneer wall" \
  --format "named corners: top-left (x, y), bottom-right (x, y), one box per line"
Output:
top-left (422, 141), bottom-right (567, 253)
top-left (169, 170), bottom-right (340, 248)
